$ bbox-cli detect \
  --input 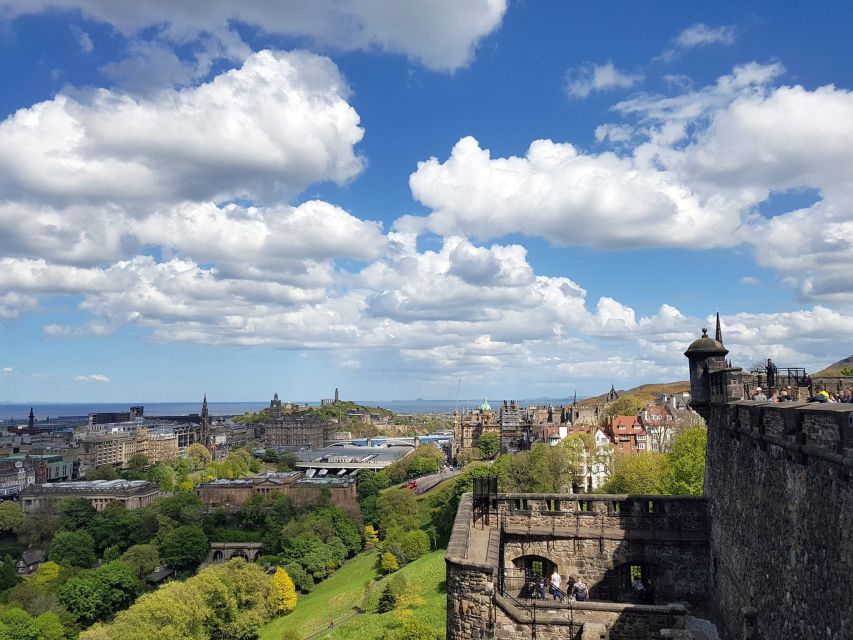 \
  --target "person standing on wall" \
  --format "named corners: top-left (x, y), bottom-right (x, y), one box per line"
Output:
top-left (766, 358), bottom-right (778, 392)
